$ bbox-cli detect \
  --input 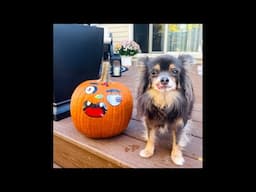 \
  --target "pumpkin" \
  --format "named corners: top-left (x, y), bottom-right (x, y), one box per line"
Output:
top-left (70, 61), bottom-right (133, 138)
